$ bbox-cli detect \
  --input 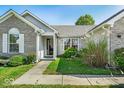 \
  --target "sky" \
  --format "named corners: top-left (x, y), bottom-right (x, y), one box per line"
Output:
top-left (0, 5), bottom-right (124, 25)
